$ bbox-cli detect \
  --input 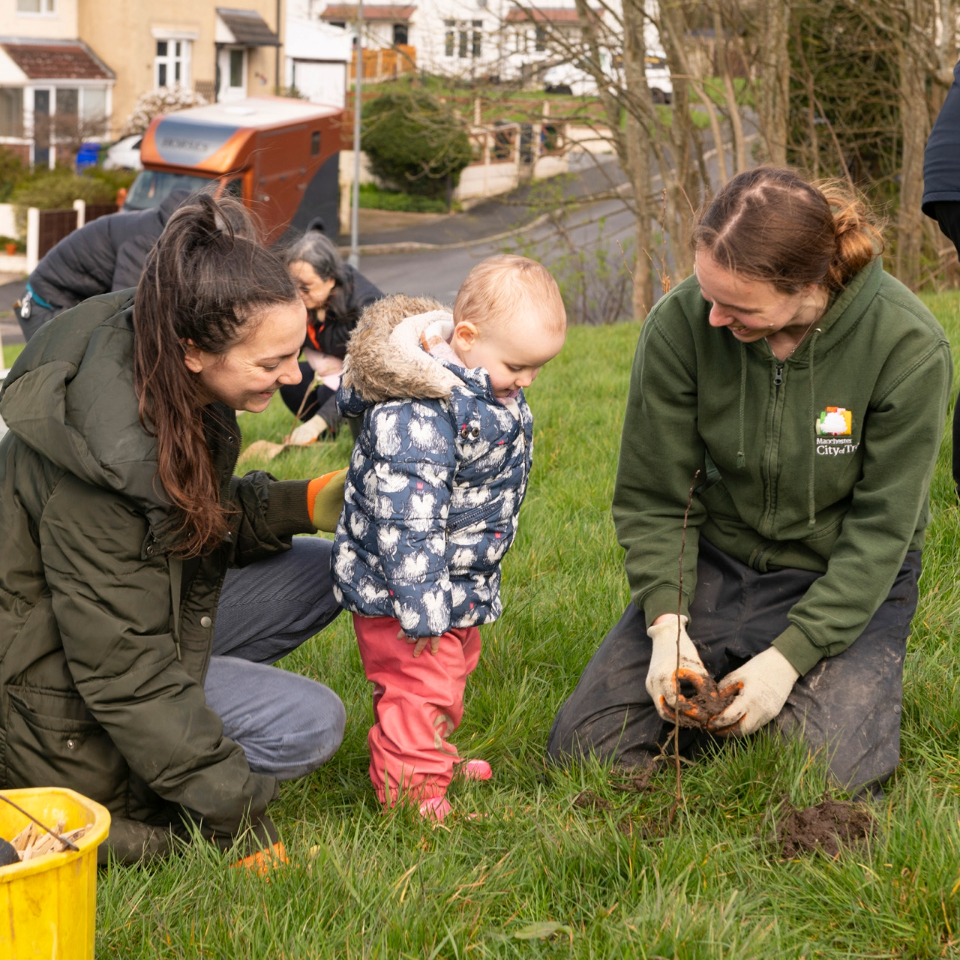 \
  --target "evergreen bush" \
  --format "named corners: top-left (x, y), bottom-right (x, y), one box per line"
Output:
top-left (361, 91), bottom-right (472, 200)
